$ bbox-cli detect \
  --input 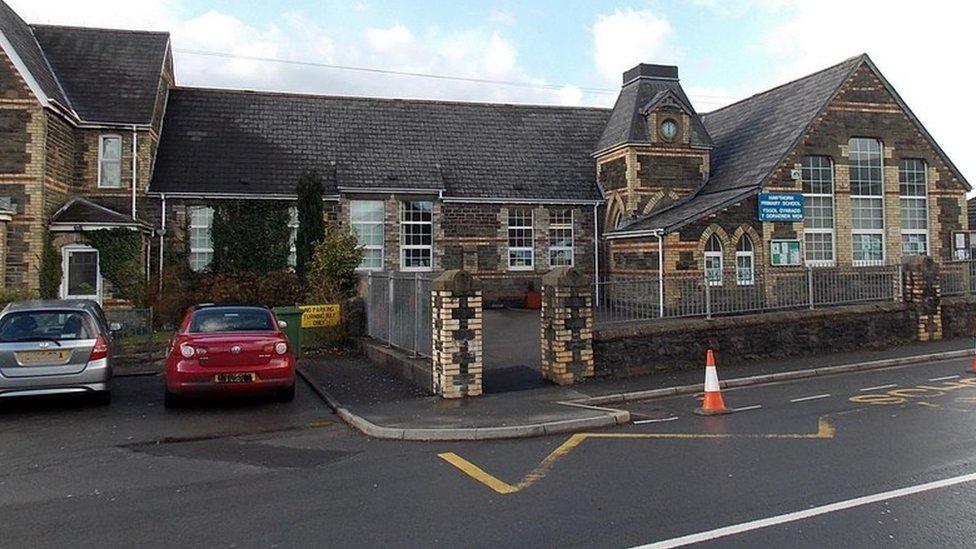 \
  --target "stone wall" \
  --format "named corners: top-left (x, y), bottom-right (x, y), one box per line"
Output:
top-left (431, 270), bottom-right (483, 398)
top-left (594, 302), bottom-right (915, 378)
top-left (941, 296), bottom-right (976, 340)
top-left (540, 267), bottom-right (594, 385)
